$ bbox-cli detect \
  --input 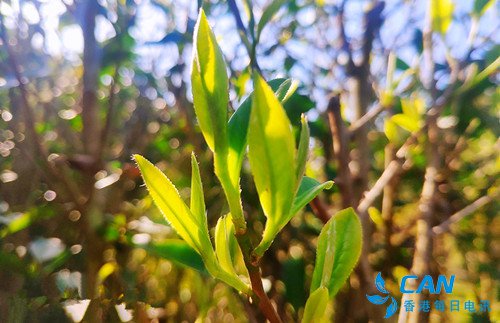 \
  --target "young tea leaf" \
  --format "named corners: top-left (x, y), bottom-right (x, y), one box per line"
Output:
top-left (134, 155), bottom-right (214, 260)
top-left (214, 214), bottom-right (251, 293)
top-left (191, 9), bottom-right (229, 154)
top-left (248, 73), bottom-right (296, 256)
top-left (190, 153), bottom-right (207, 230)
top-left (310, 208), bottom-right (362, 298)
top-left (227, 78), bottom-right (296, 181)
top-left (302, 286), bottom-right (330, 323)
top-left (215, 214), bottom-right (239, 278)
